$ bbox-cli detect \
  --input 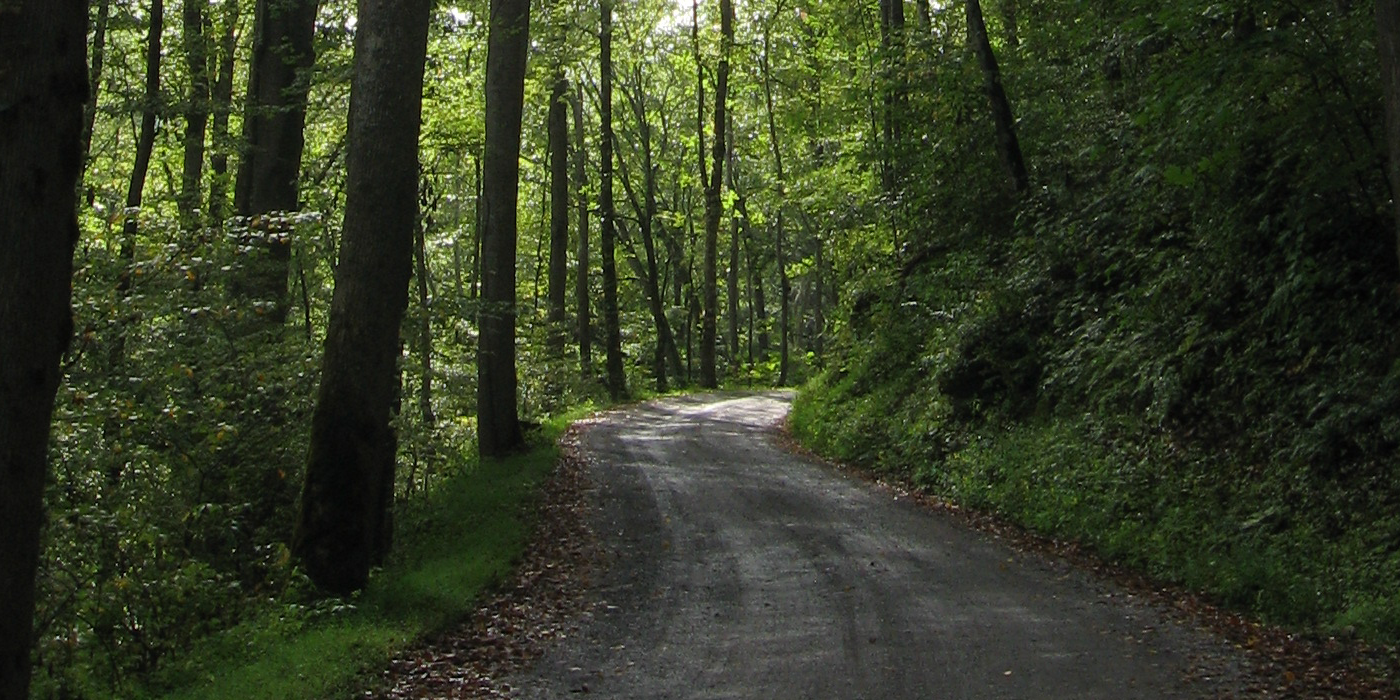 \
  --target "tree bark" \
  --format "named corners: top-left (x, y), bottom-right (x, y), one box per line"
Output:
top-left (81, 0), bottom-right (111, 172)
top-left (477, 0), bottom-right (531, 456)
top-left (470, 153), bottom-right (482, 298)
top-left (1378, 0), bottom-right (1400, 269)
top-left (966, 0), bottom-right (1029, 194)
top-left (572, 83), bottom-right (593, 373)
top-left (1001, 0), bottom-right (1020, 49)
top-left (232, 0), bottom-right (319, 326)
top-left (618, 73), bottom-right (684, 389)
top-left (547, 70), bottom-right (569, 349)
top-left (700, 0), bottom-right (734, 389)
top-left (725, 112), bottom-right (741, 370)
top-left (760, 26), bottom-right (791, 384)
top-left (116, 0), bottom-right (164, 331)
top-left (600, 0), bottom-right (627, 400)
top-left (916, 0), bottom-right (933, 31)
top-left (179, 0), bottom-right (211, 231)
top-left (879, 0), bottom-right (907, 194)
top-left (207, 0), bottom-right (238, 228)
top-left (293, 0), bottom-right (432, 594)
top-left (0, 4), bottom-right (86, 697)
top-left (414, 195), bottom-right (435, 428)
